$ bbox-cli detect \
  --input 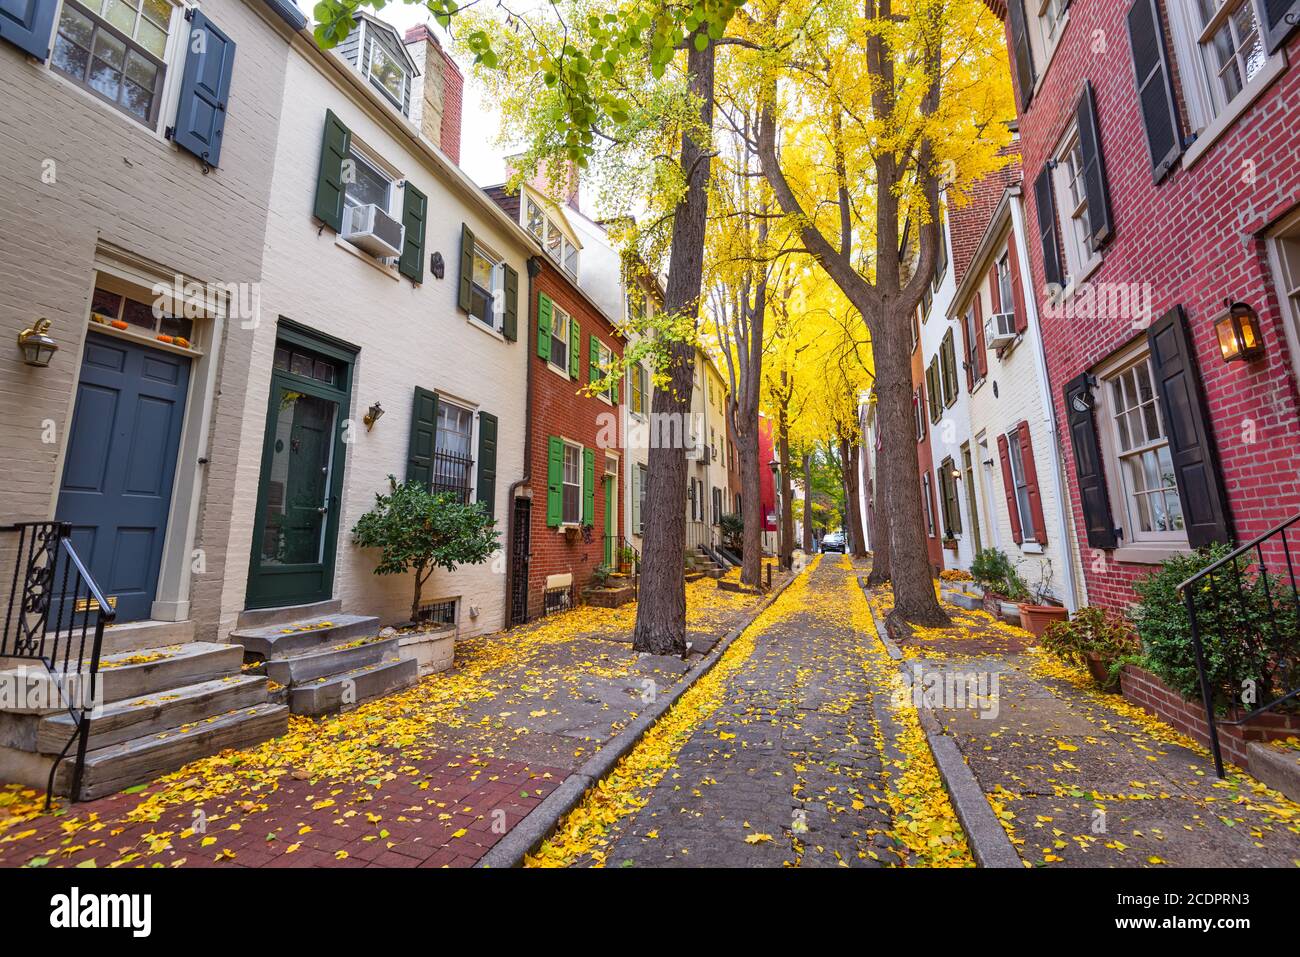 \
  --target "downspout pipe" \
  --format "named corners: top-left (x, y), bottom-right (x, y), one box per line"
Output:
top-left (503, 255), bottom-right (544, 627)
